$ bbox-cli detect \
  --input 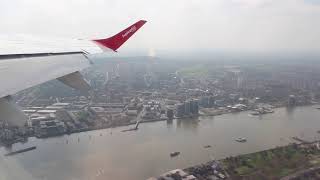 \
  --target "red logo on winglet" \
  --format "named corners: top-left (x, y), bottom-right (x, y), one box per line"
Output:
top-left (122, 26), bottom-right (137, 38)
